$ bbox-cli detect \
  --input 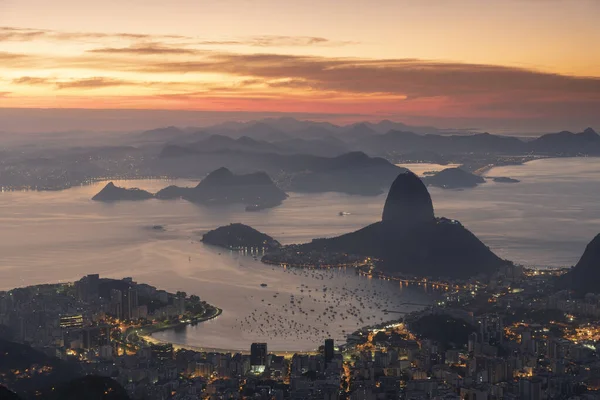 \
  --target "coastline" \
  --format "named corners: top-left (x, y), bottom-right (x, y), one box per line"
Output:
top-left (133, 306), bottom-right (223, 343)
